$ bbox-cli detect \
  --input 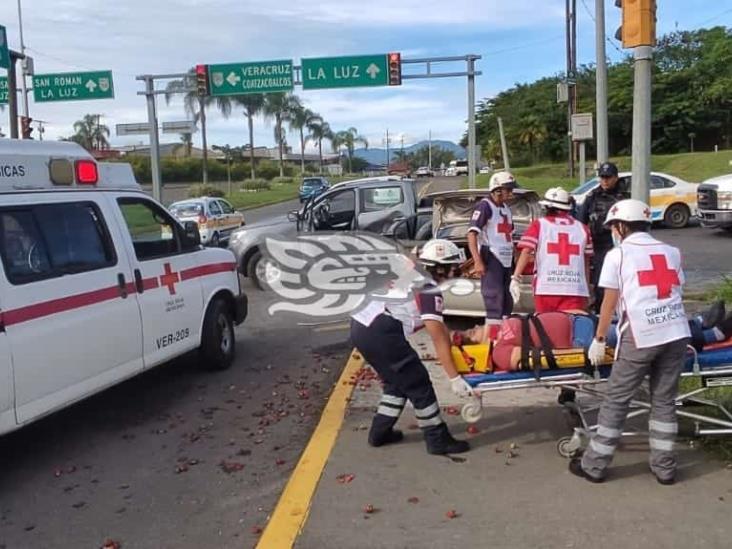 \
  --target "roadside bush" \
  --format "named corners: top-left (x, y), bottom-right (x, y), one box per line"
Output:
top-left (188, 184), bottom-right (225, 198)
top-left (713, 276), bottom-right (732, 303)
top-left (272, 176), bottom-right (295, 185)
top-left (241, 179), bottom-right (271, 192)
top-left (121, 156), bottom-right (152, 183)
